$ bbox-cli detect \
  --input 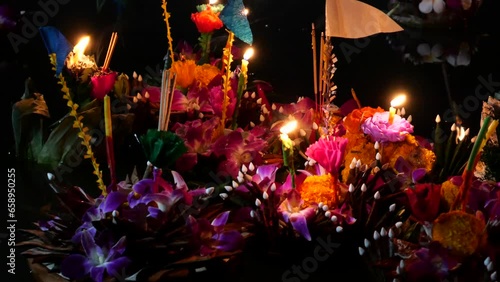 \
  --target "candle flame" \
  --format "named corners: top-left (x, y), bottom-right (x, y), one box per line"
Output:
top-left (280, 120), bottom-right (298, 135)
top-left (243, 47), bottom-right (254, 61)
top-left (209, 0), bottom-right (218, 4)
top-left (73, 36), bottom-right (90, 57)
top-left (390, 94), bottom-right (406, 107)
top-left (242, 8), bottom-right (249, 16)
